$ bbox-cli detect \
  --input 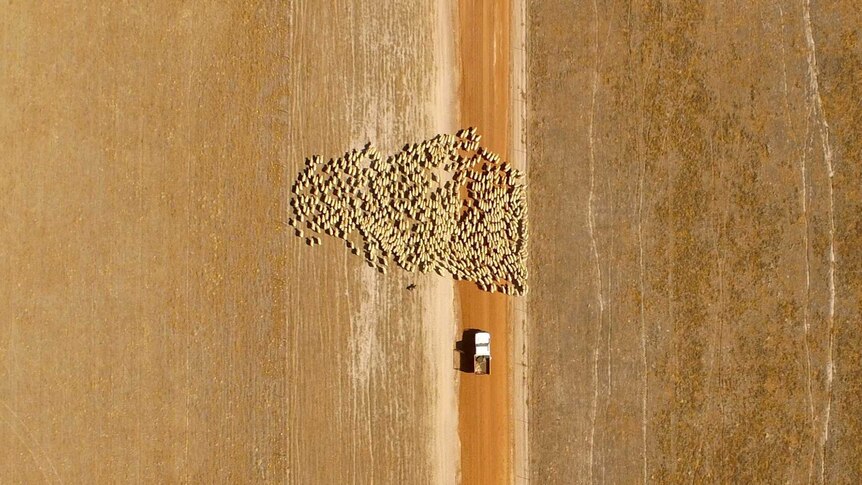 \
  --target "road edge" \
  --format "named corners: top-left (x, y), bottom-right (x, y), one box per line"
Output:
top-left (510, 0), bottom-right (530, 482)
top-left (430, 1), bottom-right (460, 484)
